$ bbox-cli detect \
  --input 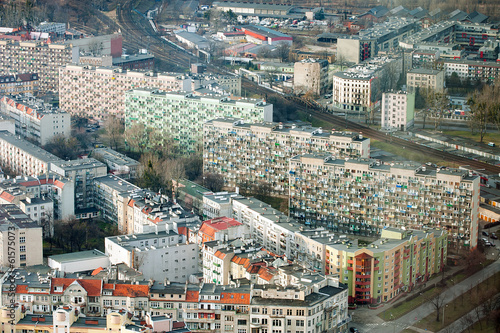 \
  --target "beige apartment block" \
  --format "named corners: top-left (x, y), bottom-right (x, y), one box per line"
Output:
top-left (294, 58), bottom-right (329, 96)
top-left (407, 68), bottom-right (445, 92)
top-left (289, 154), bottom-right (480, 247)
